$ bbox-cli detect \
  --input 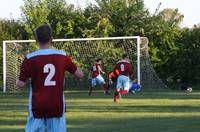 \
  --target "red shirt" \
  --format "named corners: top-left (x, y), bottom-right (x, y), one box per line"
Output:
top-left (19, 49), bottom-right (77, 118)
top-left (91, 64), bottom-right (101, 78)
top-left (109, 70), bottom-right (118, 82)
top-left (114, 60), bottom-right (131, 77)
